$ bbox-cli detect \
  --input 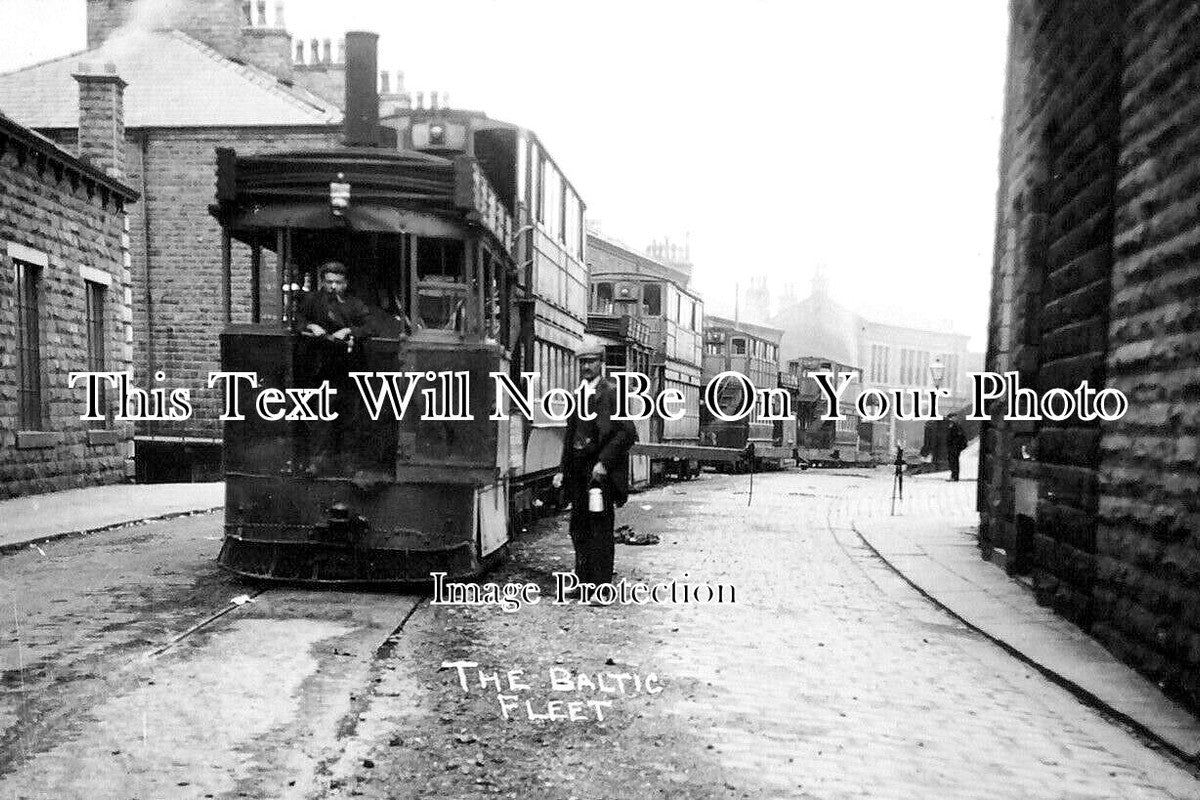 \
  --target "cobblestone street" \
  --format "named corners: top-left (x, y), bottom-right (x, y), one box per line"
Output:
top-left (328, 470), bottom-right (1200, 799)
top-left (3, 470), bottom-right (1199, 799)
